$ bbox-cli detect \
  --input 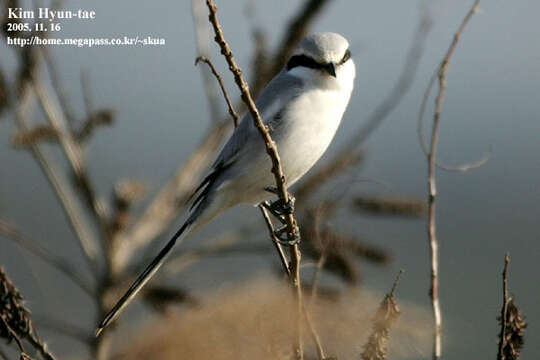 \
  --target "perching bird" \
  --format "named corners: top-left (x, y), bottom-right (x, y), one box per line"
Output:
top-left (97, 32), bottom-right (355, 335)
